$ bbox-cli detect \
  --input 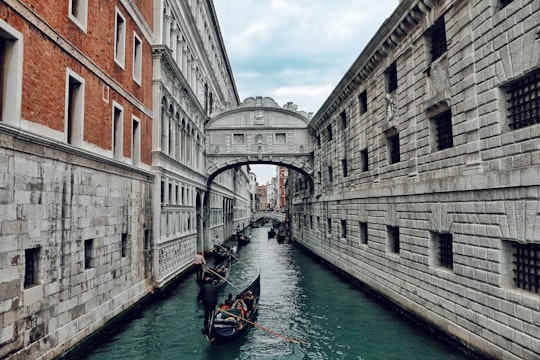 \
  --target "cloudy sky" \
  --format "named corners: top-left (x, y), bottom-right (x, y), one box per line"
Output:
top-left (213, 0), bottom-right (399, 184)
